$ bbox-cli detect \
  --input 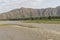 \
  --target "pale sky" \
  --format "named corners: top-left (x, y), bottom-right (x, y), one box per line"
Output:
top-left (0, 0), bottom-right (60, 13)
